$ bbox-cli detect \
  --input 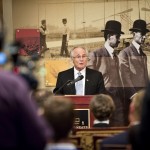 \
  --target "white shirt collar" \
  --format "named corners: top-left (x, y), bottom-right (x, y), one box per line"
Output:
top-left (132, 40), bottom-right (140, 54)
top-left (130, 121), bottom-right (140, 126)
top-left (94, 119), bottom-right (109, 125)
top-left (45, 143), bottom-right (76, 149)
top-left (74, 67), bottom-right (86, 77)
top-left (104, 41), bottom-right (114, 58)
